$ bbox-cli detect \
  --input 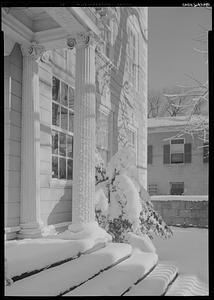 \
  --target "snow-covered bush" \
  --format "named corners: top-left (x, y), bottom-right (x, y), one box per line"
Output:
top-left (95, 146), bottom-right (173, 242)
